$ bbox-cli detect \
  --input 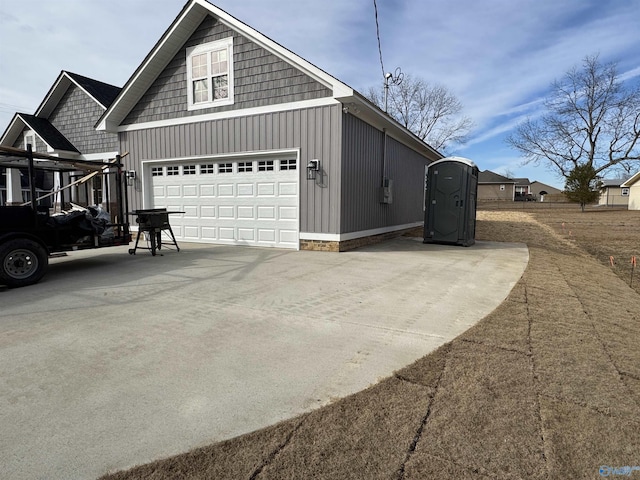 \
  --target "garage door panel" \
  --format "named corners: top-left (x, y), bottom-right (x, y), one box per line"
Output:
top-left (257, 183), bottom-right (275, 196)
top-left (258, 229), bottom-right (276, 242)
top-left (219, 206), bottom-right (235, 218)
top-left (200, 206), bottom-right (216, 218)
top-left (278, 206), bottom-right (297, 220)
top-left (167, 185), bottom-right (181, 197)
top-left (182, 206), bottom-right (198, 217)
top-left (279, 182), bottom-right (297, 196)
top-left (238, 228), bottom-right (255, 241)
top-left (257, 206), bottom-right (275, 219)
top-left (150, 157), bottom-right (298, 249)
top-left (218, 184), bottom-right (234, 196)
top-left (183, 185), bottom-right (198, 197)
top-left (219, 227), bottom-right (235, 240)
top-left (237, 206), bottom-right (254, 219)
top-left (183, 226), bottom-right (200, 239)
top-left (237, 183), bottom-right (254, 196)
top-left (200, 185), bottom-right (215, 196)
